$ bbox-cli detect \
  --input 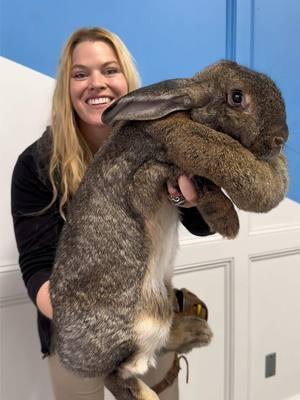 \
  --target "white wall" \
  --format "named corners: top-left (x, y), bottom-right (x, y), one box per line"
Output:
top-left (175, 200), bottom-right (300, 400)
top-left (1, 56), bottom-right (300, 400)
top-left (0, 57), bottom-right (54, 400)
